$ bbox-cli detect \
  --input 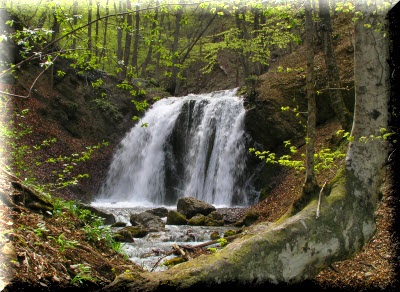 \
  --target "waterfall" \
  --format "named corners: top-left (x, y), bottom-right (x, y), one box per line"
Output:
top-left (93, 88), bottom-right (257, 207)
